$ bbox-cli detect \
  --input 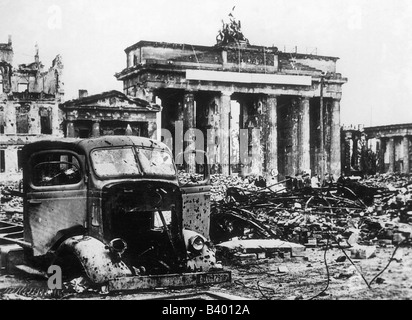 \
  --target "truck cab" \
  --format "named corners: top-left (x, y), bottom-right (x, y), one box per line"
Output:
top-left (14, 136), bottom-right (229, 290)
